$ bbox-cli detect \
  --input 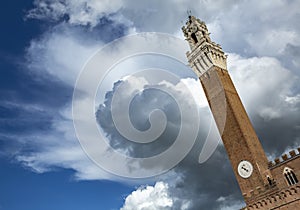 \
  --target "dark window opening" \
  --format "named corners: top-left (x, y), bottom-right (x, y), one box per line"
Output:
top-left (285, 173), bottom-right (292, 185)
top-left (191, 33), bottom-right (198, 43)
top-left (284, 168), bottom-right (298, 186)
top-left (291, 171), bottom-right (298, 183)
